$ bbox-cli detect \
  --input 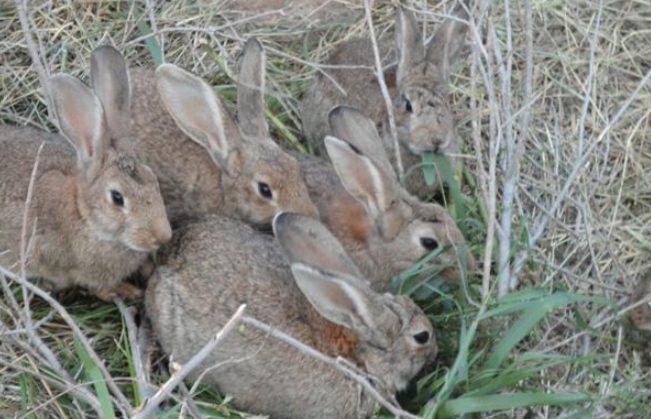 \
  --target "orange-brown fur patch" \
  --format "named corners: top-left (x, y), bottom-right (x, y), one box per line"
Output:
top-left (314, 321), bottom-right (359, 358)
top-left (323, 194), bottom-right (372, 244)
